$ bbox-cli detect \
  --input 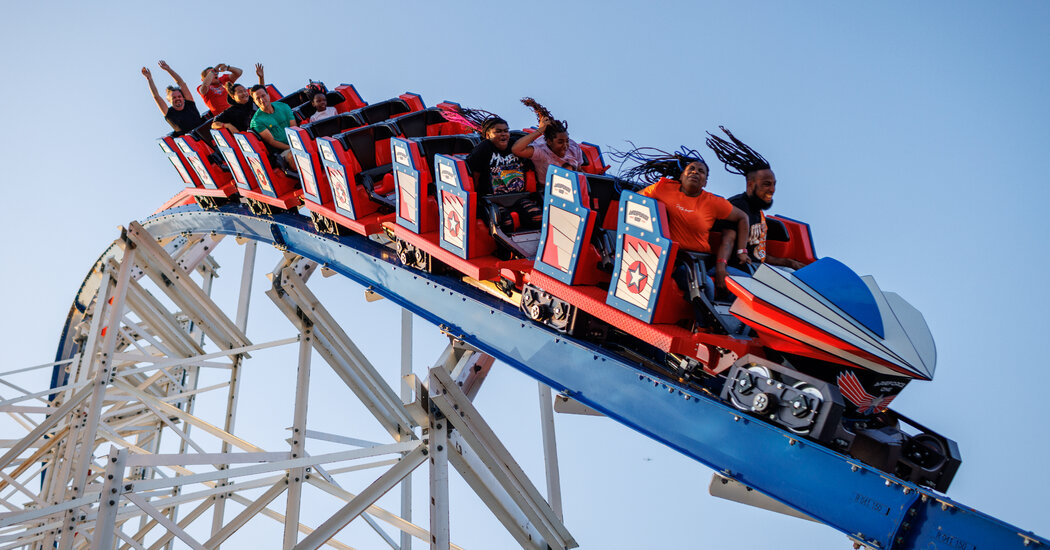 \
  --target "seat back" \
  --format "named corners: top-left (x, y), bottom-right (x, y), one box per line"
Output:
top-left (433, 154), bottom-right (497, 259)
top-left (286, 127), bottom-right (327, 205)
top-left (234, 131), bottom-right (299, 199)
top-left (388, 107), bottom-right (474, 139)
top-left (333, 84), bottom-right (367, 112)
top-left (210, 129), bottom-right (253, 191)
top-left (767, 215), bottom-right (818, 265)
top-left (391, 137), bottom-right (437, 233)
top-left (336, 124), bottom-right (398, 171)
top-left (605, 191), bottom-right (690, 324)
top-left (534, 167), bottom-right (602, 285)
top-left (276, 85), bottom-right (317, 109)
top-left (316, 136), bottom-right (378, 220)
top-left (190, 117), bottom-right (217, 148)
top-left (357, 98), bottom-right (412, 125)
top-left (579, 141), bottom-right (609, 175)
top-left (158, 136), bottom-right (198, 189)
top-left (302, 113), bottom-right (365, 139)
top-left (176, 134), bottom-right (231, 191)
